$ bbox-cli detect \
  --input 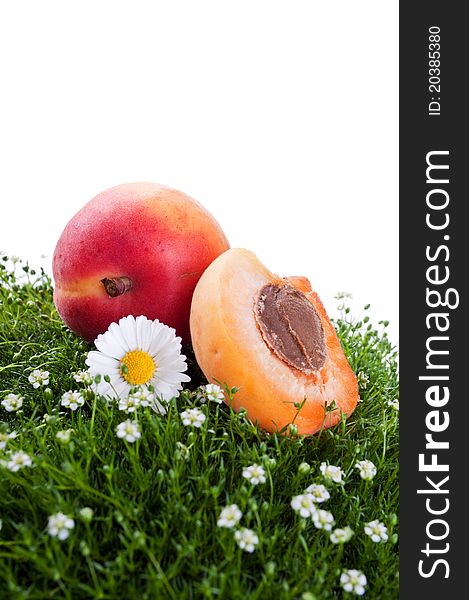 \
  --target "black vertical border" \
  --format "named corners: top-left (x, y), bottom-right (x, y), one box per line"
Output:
top-left (400, 2), bottom-right (467, 598)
